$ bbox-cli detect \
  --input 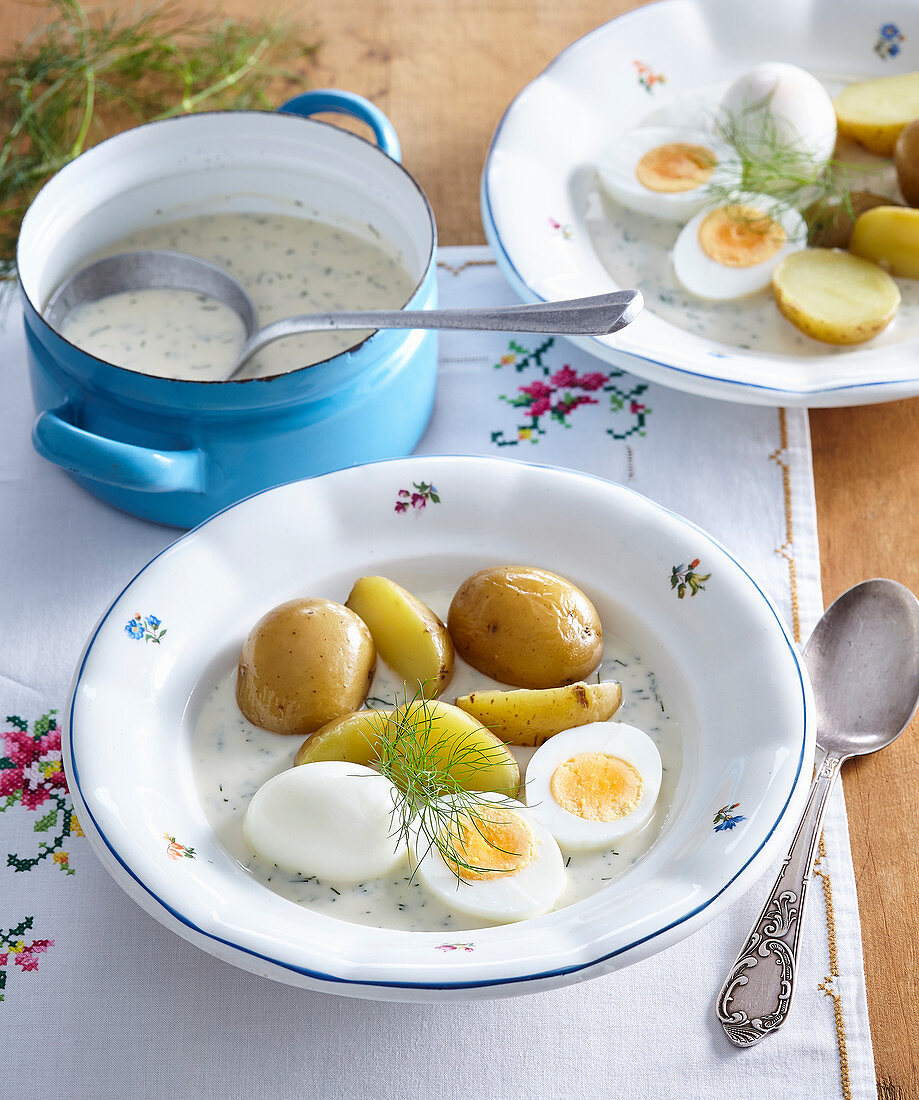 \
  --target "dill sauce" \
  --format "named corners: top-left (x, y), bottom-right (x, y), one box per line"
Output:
top-left (189, 592), bottom-right (682, 933)
top-left (60, 211), bottom-right (416, 380)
